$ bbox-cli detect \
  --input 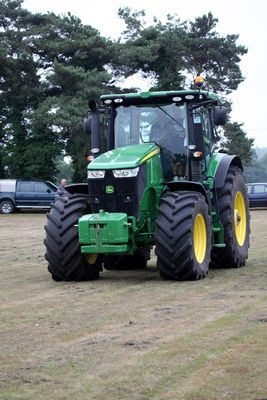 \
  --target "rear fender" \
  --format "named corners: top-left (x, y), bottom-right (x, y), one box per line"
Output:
top-left (214, 154), bottom-right (243, 189)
